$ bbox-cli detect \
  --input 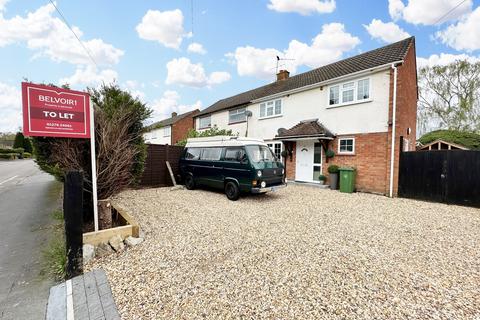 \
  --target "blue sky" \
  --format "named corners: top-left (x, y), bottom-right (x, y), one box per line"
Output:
top-left (1, 0), bottom-right (479, 132)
